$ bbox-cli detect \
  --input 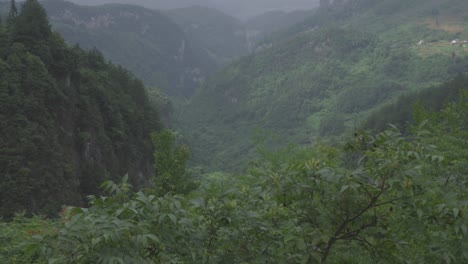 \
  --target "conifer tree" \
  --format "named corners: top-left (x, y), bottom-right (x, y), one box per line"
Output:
top-left (13, 0), bottom-right (51, 43)
top-left (11, 0), bottom-right (52, 66)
